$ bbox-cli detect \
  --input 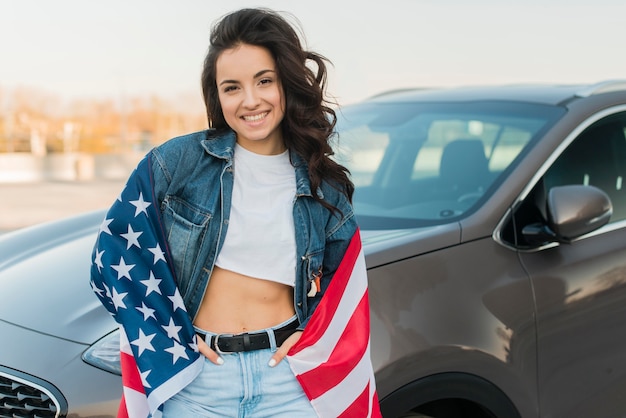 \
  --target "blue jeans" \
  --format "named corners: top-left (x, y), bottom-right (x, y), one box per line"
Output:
top-left (161, 318), bottom-right (317, 417)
